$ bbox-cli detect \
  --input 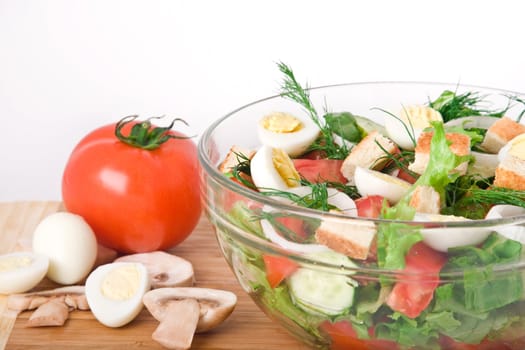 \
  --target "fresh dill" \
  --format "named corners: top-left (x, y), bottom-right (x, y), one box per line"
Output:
top-left (429, 90), bottom-right (508, 122)
top-left (260, 182), bottom-right (337, 212)
top-left (277, 62), bottom-right (349, 159)
top-left (227, 152), bottom-right (257, 190)
top-left (258, 211), bottom-right (311, 242)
